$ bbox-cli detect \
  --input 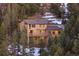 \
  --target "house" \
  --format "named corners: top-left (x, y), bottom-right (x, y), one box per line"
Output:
top-left (19, 19), bottom-right (64, 47)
